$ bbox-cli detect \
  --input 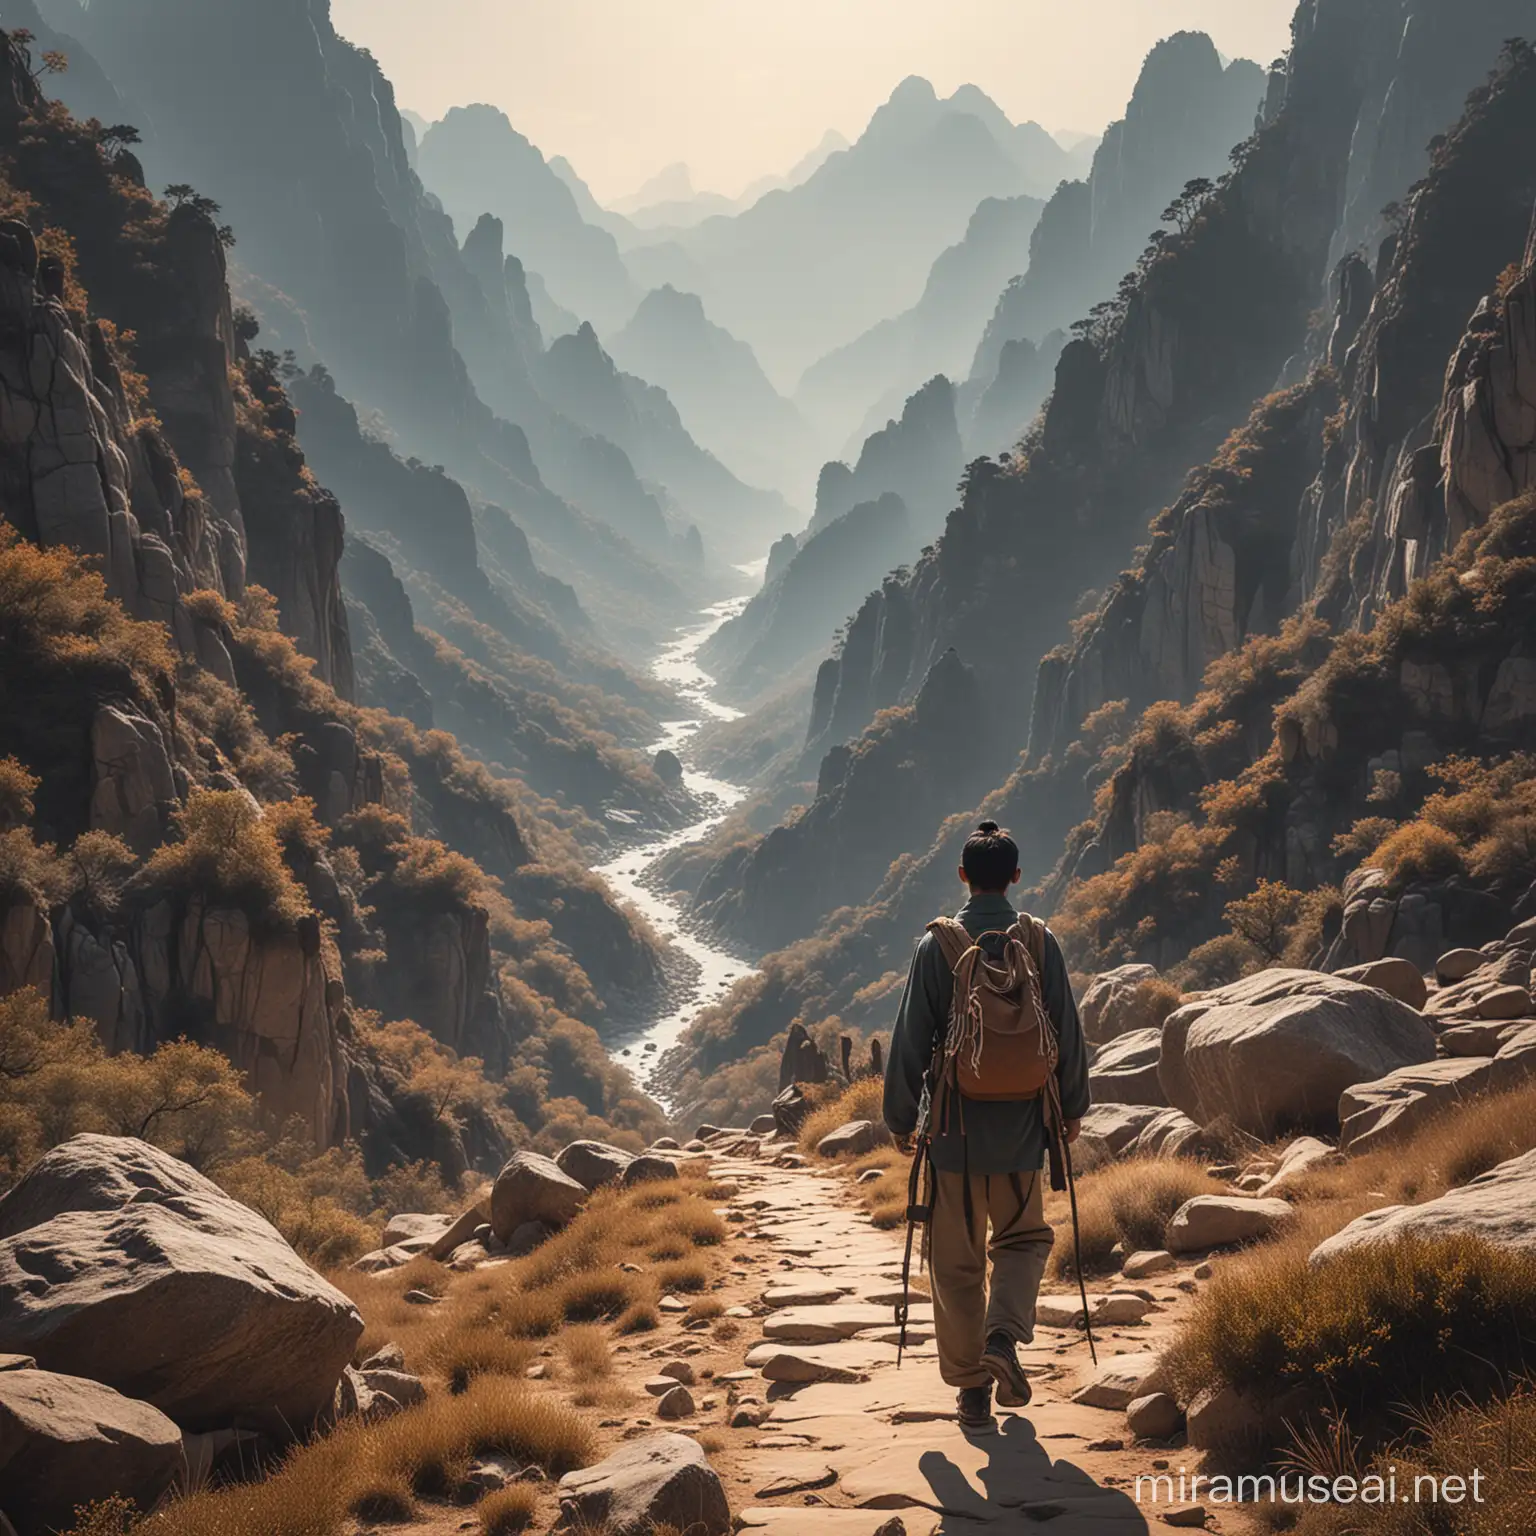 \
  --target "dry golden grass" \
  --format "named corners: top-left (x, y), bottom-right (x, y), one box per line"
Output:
top-left (799, 1076), bottom-right (888, 1154)
top-left (844, 1145), bottom-right (910, 1228)
top-left (333, 1176), bottom-right (724, 1389)
top-left (478, 1483), bottom-right (540, 1534)
top-left (1164, 1226), bottom-right (1536, 1456)
top-left (559, 1324), bottom-right (612, 1382)
top-left (1291, 1384), bottom-right (1536, 1536)
top-left (1284, 1079), bottom-right (1536, 1212)
top-left (686, 1296), bottom-right (725, 1321)
top-left (125, 1378), bottom-right (593, 1536)
top-left (1046, 1155), bottom-right (1227, 1279)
